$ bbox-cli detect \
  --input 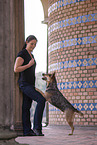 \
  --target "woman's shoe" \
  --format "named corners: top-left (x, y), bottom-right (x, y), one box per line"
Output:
top-left (33, 129), bottom-right (44, 136)
top-left (24, 130), bottom-right (36, 136)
